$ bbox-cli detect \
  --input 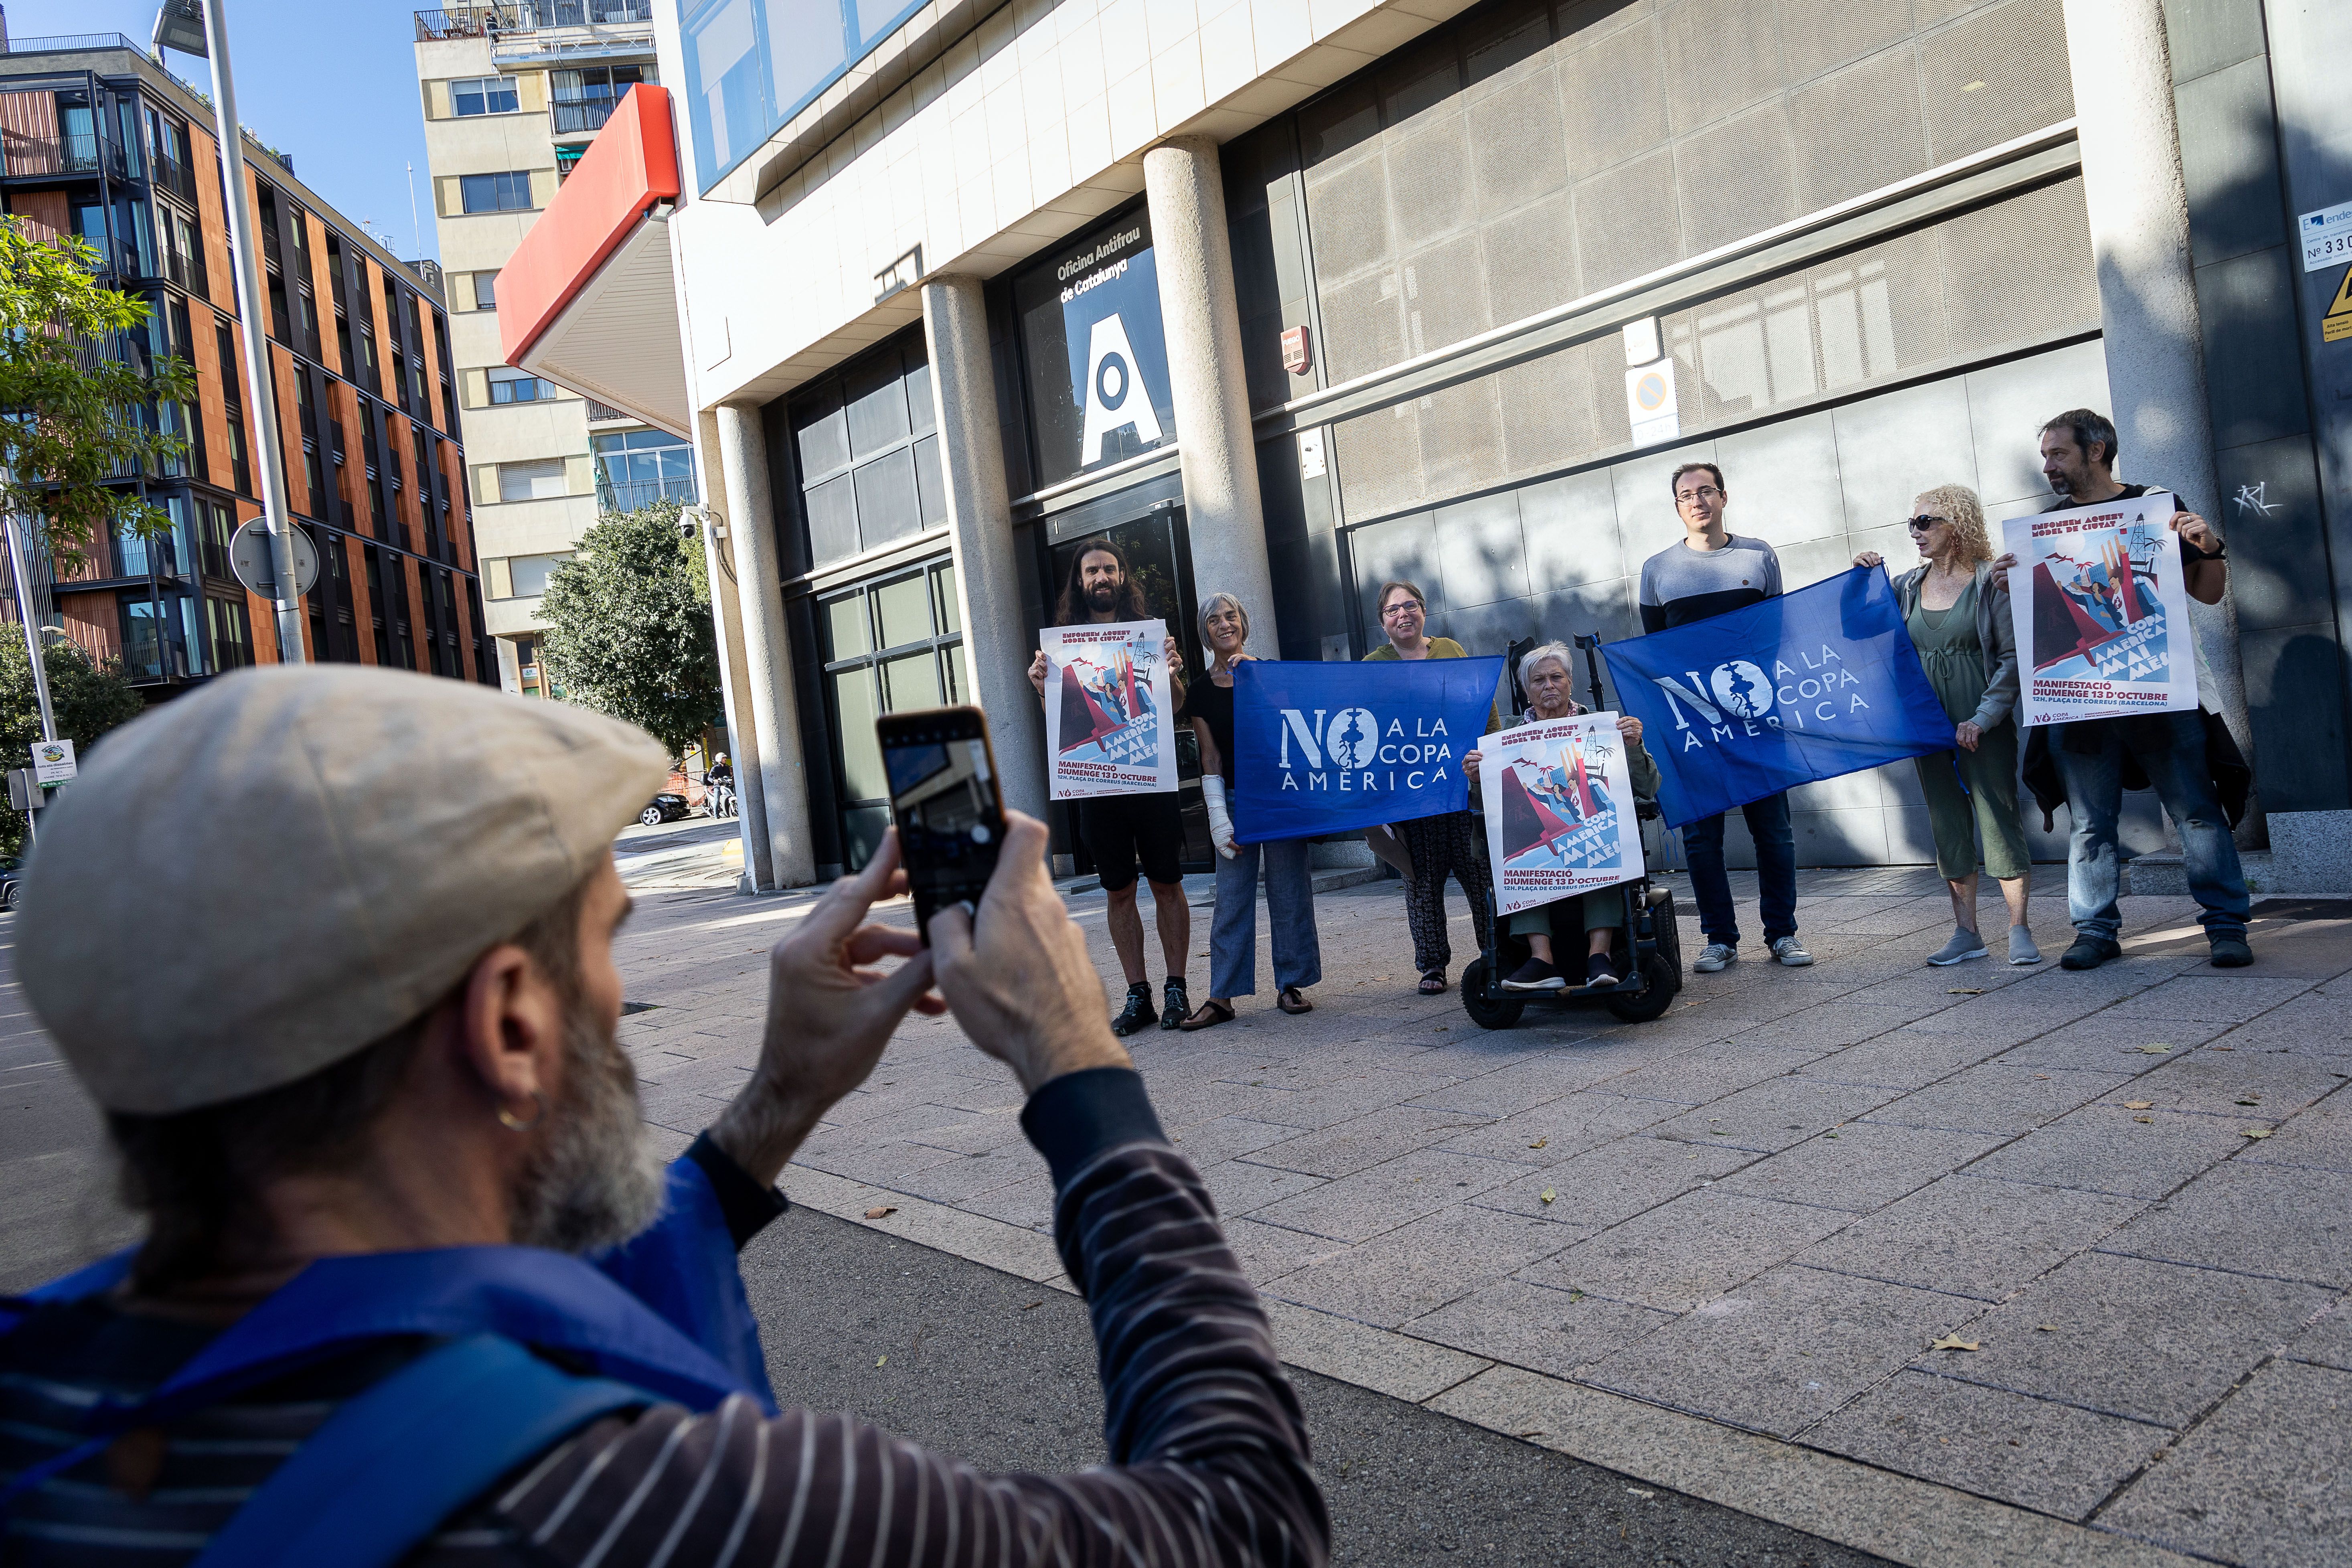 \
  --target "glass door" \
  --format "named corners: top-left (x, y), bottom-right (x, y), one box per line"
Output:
top-left (819, 558), bottom-right (970, 871)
